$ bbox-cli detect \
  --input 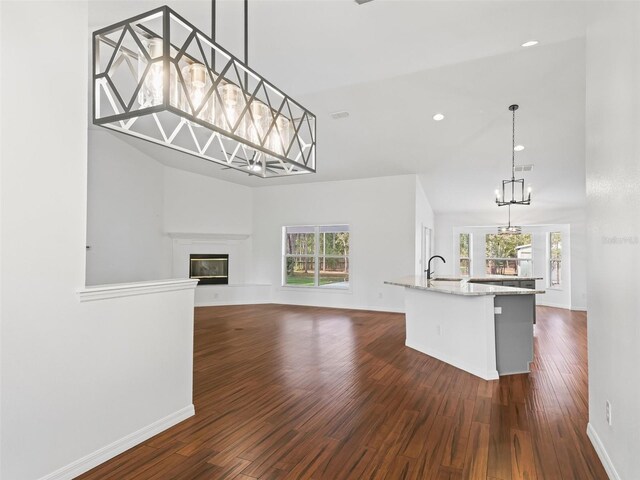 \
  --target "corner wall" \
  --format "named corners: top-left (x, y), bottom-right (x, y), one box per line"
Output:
top-left (86, 133), bottom-right (254, 287)
top-left (1, 3), bottom-right (195, 478)
top-left (415, 175), bottom-right (436, 275)
top-left (585, 3), bottom-right (640, 478)
top-left (252, 175), bottom-right (429, 312)
top-left (434, 208), bottom-right (587, 310)
top-left (86, 130), bottom-right (171, 285)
